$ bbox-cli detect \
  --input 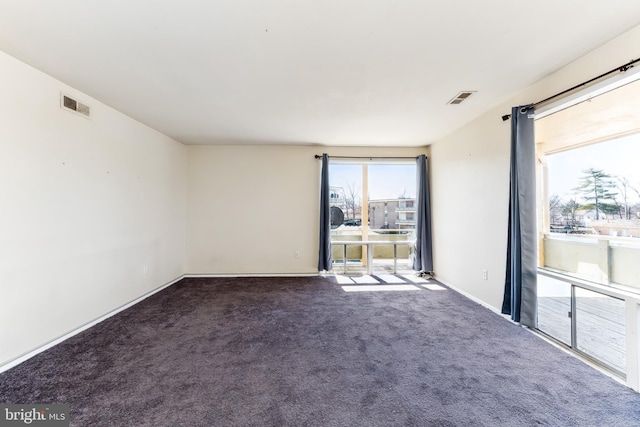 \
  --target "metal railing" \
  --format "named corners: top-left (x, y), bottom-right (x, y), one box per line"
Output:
top-left (330, 228), bottom-right (415, 274)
